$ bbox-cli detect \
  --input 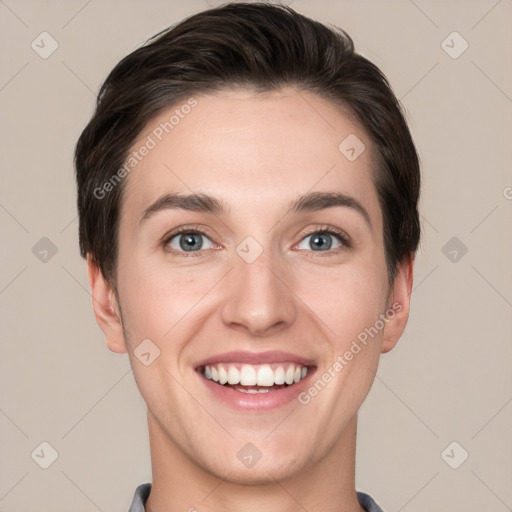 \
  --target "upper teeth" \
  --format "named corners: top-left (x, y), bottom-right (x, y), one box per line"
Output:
top-left (203, 363), bottom-right (308, 386)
